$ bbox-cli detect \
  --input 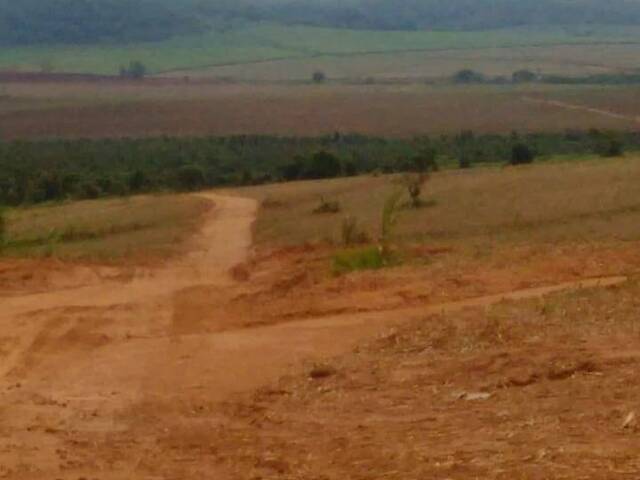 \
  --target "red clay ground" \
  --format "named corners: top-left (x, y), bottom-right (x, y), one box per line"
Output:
top-left (1, 193), bottom-right (639, 479)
